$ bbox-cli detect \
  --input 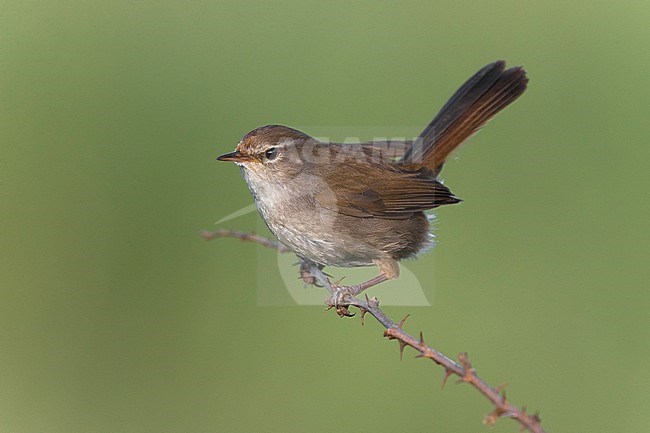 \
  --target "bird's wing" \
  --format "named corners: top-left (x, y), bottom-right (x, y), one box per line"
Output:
top-left (314, 161), bottom-right (461, 219)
